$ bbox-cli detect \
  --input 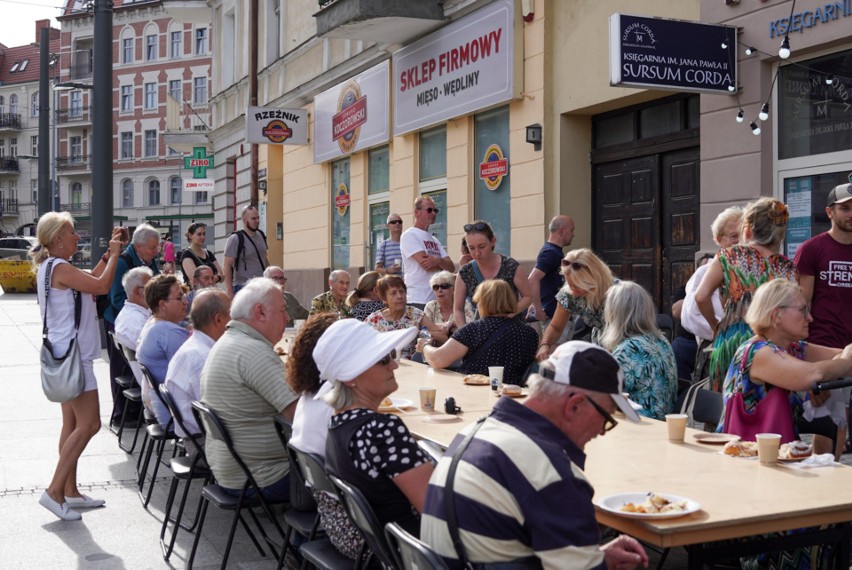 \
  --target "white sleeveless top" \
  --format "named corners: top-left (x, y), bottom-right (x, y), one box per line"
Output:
top-left (37, 257), bottom-right (100, 361)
